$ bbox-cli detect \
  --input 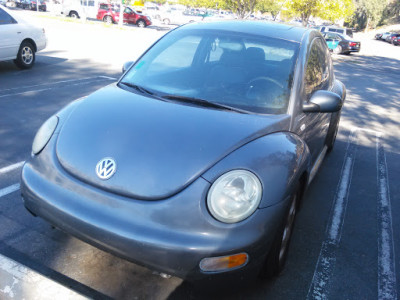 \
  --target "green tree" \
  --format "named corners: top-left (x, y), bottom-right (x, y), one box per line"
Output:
top-left (256, 0), bottom-right (286, 20)
top-left (223, 0), bottom-right (257, 18)
top-left (284, 0), bottom-right (323, 25)
top-left (284, 0), bottom-right (354, 26)
top-left (350, 0), bottom-right (386, 30)
top-left (319, 0), bottom-right (355, 23)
